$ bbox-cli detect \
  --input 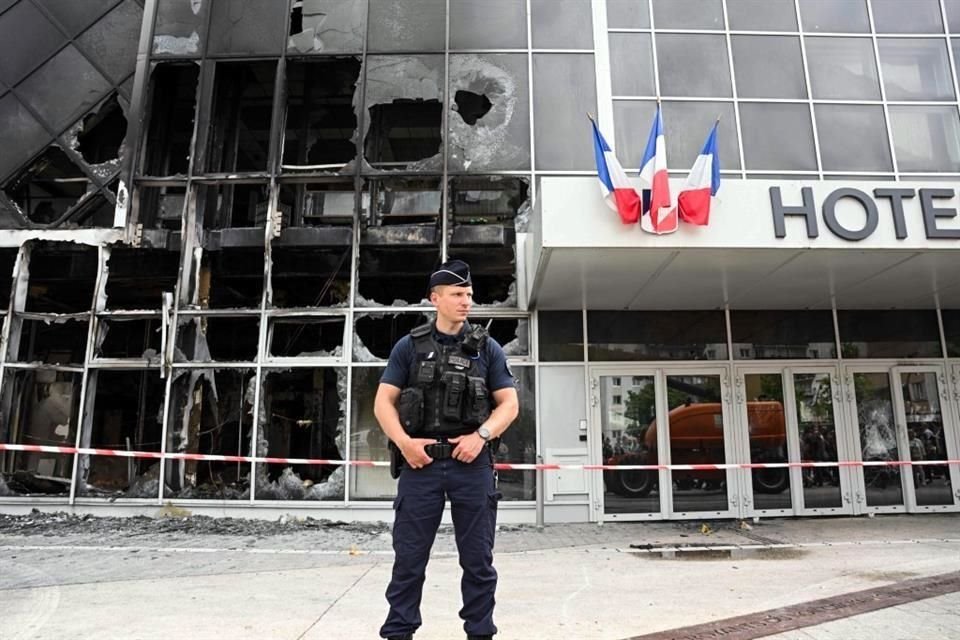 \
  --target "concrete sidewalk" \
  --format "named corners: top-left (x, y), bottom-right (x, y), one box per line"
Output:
top-left (2, 514), bottom-right (960, 639)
